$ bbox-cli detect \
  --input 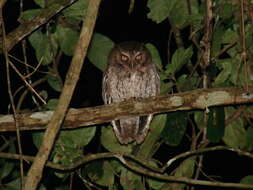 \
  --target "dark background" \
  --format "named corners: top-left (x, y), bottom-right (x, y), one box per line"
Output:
top-left (2, 0), bottom-right (253, 189)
